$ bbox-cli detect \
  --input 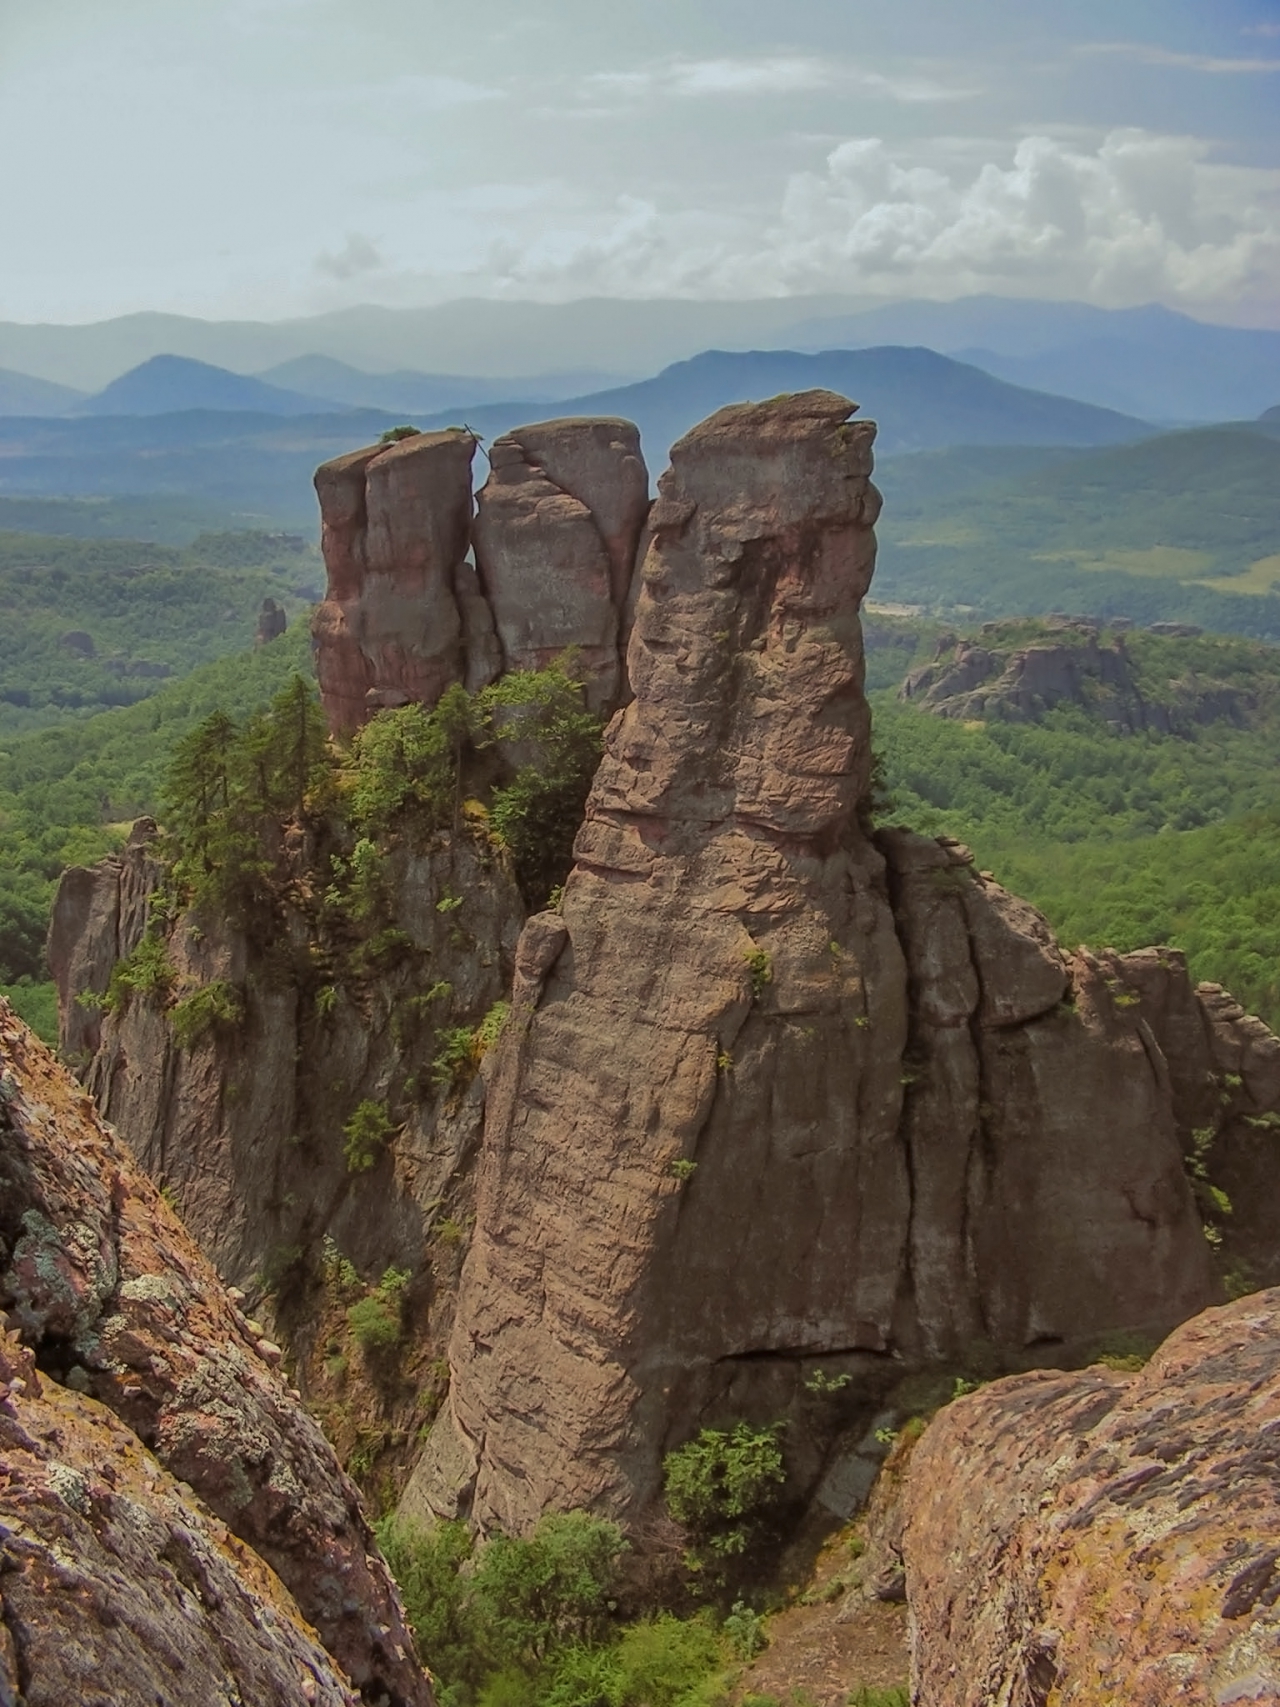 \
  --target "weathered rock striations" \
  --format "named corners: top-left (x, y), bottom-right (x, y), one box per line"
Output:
top-left (0, 999), bottom-right (432, 1705)
top-left (473, 419), bottom-right (650, 711)
top-left (47, 825), bottom-right (523, 1294)
top-left (901, 1289), bottom-right (1280, 1705)
top-left (0, 1325), bottom-right (360, 1707)
top-left (407, 391), bottom-right (1226, 1539)
top-left (312, 429), bottom-right (478, 735)
top-left (312, 418), bottom-right (650, 734)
